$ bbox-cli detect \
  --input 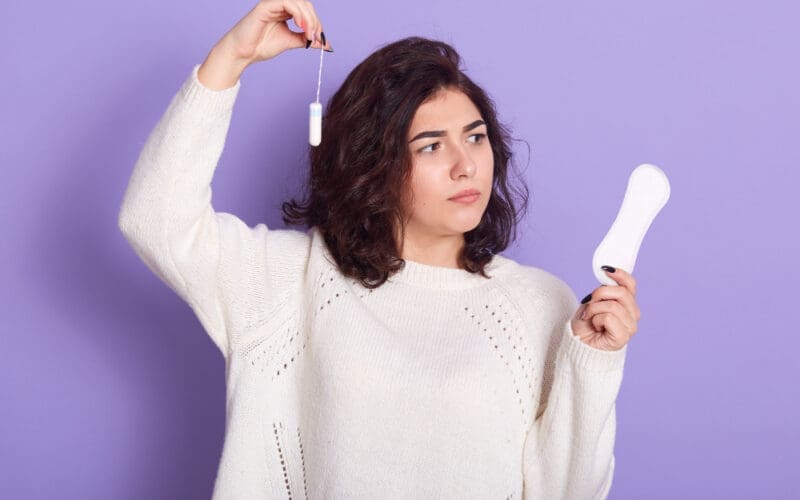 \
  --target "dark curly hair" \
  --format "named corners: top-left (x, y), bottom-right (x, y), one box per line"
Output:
top-left (281, 36), bottom-right (529, 289)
